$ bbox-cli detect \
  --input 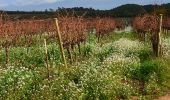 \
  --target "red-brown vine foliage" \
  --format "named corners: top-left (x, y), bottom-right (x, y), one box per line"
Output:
top-left (0, 19), bottom-right (56, 46)
top-left (93, 17), bottom-right (116, 38)
top-left (57, 16), bottom-right (87, 48)
top-left (0, 12), bottom-right (116, 48)
top-left (162, 17), bottom-right (170, 30)
top-left (133, 14), bottom-right (160, 56)
top-left (115, 18), bottom-right (126, 30)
